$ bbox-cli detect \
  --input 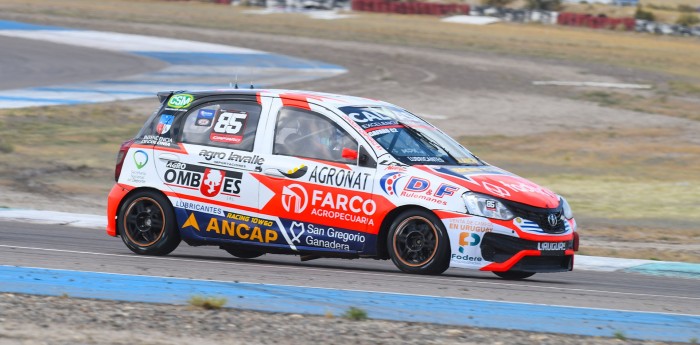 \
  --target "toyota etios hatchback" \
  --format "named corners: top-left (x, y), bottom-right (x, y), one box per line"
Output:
top-left (108, 90), bottom-right (578, 279)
